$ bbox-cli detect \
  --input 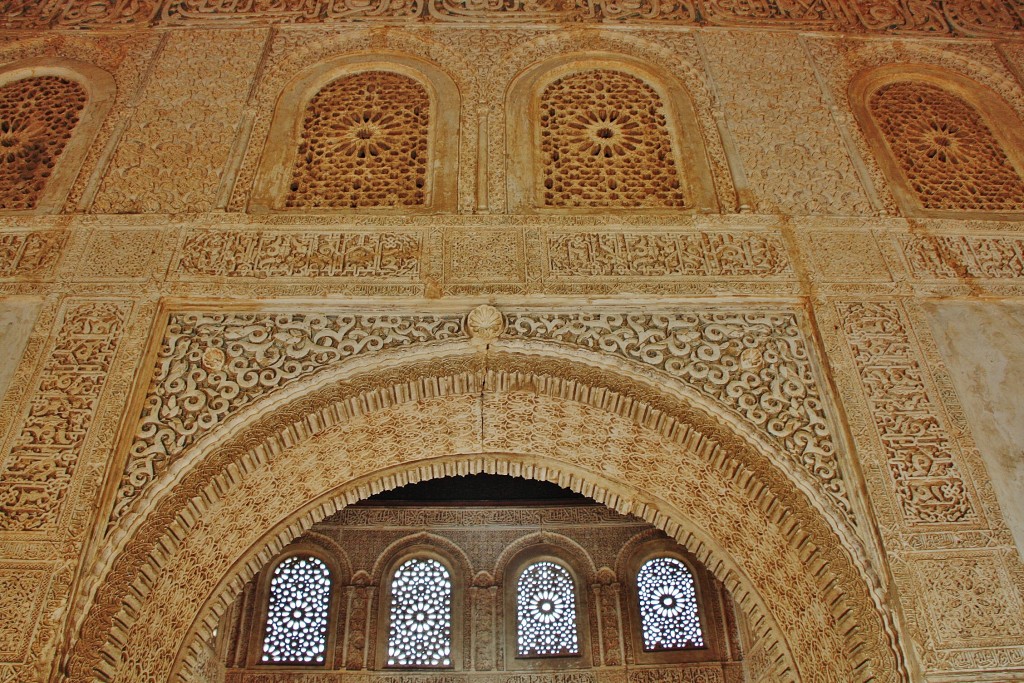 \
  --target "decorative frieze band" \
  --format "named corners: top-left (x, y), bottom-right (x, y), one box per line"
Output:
top-left (175, 230), bottom-right (422, 280)
top-left (545, 232), bottom-right (791, 280)
top-left (113, 306), bottom-right (849, 526)
top-left (836, 300), bottom-right (978, 526)
top-left (0, 0), bottom-right (1018, 36)
top-left (223, 668), bottom-right (727, 682)
top-left (0, 300), bottom-right (130, 531)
